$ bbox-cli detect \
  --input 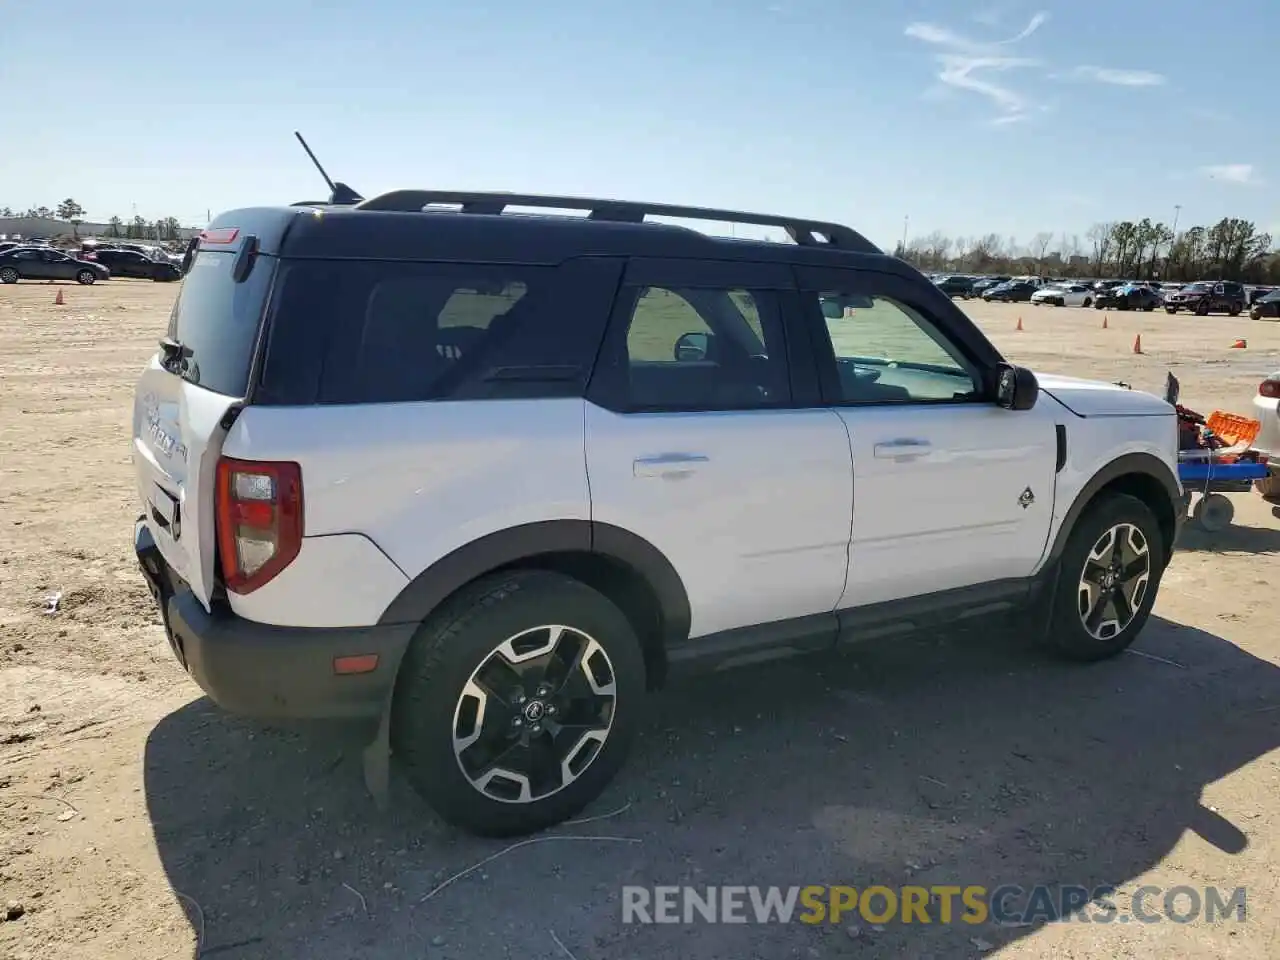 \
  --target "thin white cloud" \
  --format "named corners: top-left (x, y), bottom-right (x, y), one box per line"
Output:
top-left (1200, 164), bottom-right (1258, 185)
top-left (1000, 12), bottom-right (1049, 44)
top-left (904, 13), bottom-right (1048, 124)
top-left (1059, 65), bottom-right (1167, 87)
